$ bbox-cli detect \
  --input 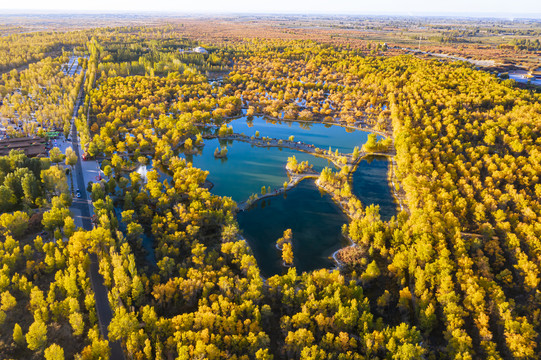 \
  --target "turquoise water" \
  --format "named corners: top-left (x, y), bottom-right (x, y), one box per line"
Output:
top-left (227, 115), bottom-right (376, 154)
top-left (352, 155), bottom-right (397, 221)
top-left (185, 138), bottom-right (335, 202)
top-left (237, 179), bottom-right (348, 277)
